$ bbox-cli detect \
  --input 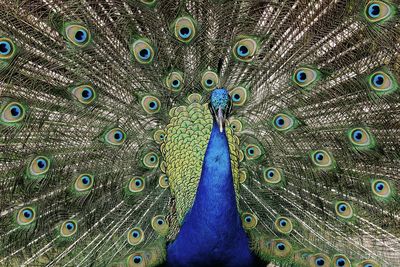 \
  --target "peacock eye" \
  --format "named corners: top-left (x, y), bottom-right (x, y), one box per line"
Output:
top-left (75, 174), bottom-right (94, 192)
top-left (368, 71), bottom-right (397, 94)
top-left (127, 227), bottom-right (144, 246)
top-left (293, 67), bottom-right (319, 88)
top-left (17, 207), bottom-right (36, 225)
top-left (365, 1), bottom-right (392, 23)
top-left (28, 156), bottom-right (50, 177)
top-left (201, 70), bottom-right (219, 91)
top-left (271, 239), bottom-right (292, 257)
top-left (371, 179), bottom-right (391, 198)
top-left (141, 95), bottom-right (161, 114)
top-left (129, 177), bottom-right (145, 193)
top-left (151, 215), bottom-right (169, 236)
top-left (347, 127), bottom-right (375, 149)
top-left (233, 37), bottom-right (257, 62)
top-left (332, 254), bottom-right (351, 267)
top-left (274, 216), bottom-right (293, 234)
top-left (104, 128), bottom-right (126, 146)
top-left (241, 212), bottom-right (257, 229)
top-left (1, 101), bottom-right (26, 124)
top-left (133, 255), bottom-right (142, 264)
top-left (311, 150), bottom-right (333, 168)
top-left (65, 24), bottom-right (91, 47)
top-left (131, 39), bottom-right (155, 64)
top-left (244, 144), bottom-right (262, 160)
top-left (315, 258), bottom-right (325, 266)
top-left (142, 152), bottom-right (159, 168)
top-left (358, 259), bottom-right (380, 267)
top-left (166, 71), bottom-right (184, 92)
top-left (153, 129), bottom-right (166, 144)
top-left (276, 242), bottom-right (286, 251)
top-left (174, 17), bottom-right (196, 43)
top-left (159, 174), bottom-right (169, 188)
top-left (229, 119), bottom-right (243, 132)
top-left (0, 38), bottom-right (16, 59)
top-left (263, 167), bottom-right (282, 184)
top-left (60, 220), bottom-right (78, 237)
top-left (128, 253), bottom-right (145, 266)
top-left (71, 85), bottom-right (96, 104)
top-left (272, 113), bottom-right (297, 132)
top-left (335, 201), bottom-right (353, 219)
top-left (229, 87), bottom-right (248, 107)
